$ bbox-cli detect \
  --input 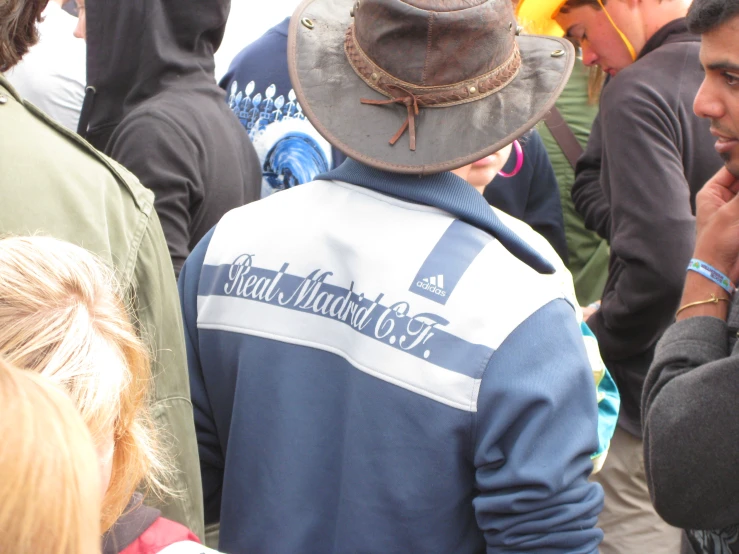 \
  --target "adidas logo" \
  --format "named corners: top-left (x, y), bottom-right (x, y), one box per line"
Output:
top-left (416, 275), bottom-right (447, 297)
